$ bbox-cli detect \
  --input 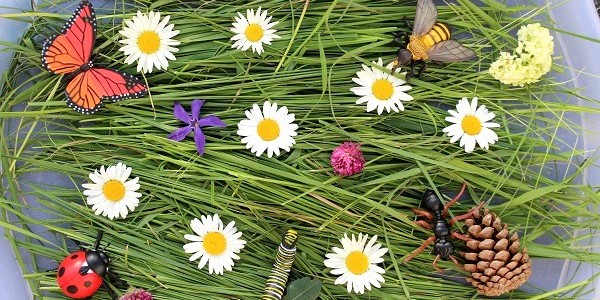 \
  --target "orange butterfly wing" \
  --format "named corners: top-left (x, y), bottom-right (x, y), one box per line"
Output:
top-left (42, 1), bottom-right (96, 74)
top-left (65, 68), bottom-right (148, 114)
